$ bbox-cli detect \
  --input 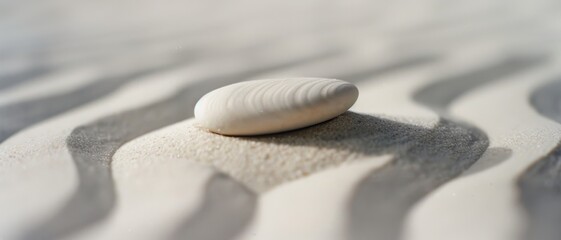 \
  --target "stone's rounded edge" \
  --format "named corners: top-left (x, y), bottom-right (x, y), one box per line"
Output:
top-left (193, 78), bottom-right (360, 136)
top-left (193, 93), bottom-right (213, 132)
top-left (332, 82), bottom-right (359, 109)
top-left (345, 82), bottom-right (360, 104)
top-left (193, 94), bottom-right (205, 122)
